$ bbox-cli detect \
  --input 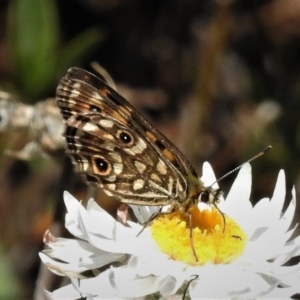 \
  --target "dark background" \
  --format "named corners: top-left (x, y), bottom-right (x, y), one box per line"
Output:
top-left (0, 0), bottom-right (300, 298)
